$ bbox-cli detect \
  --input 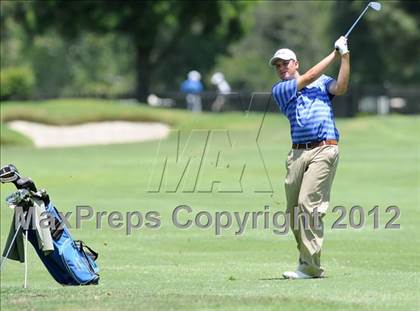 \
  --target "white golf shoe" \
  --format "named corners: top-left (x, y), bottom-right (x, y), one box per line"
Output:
top-left (282, 270), bottom-right (315, 279)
